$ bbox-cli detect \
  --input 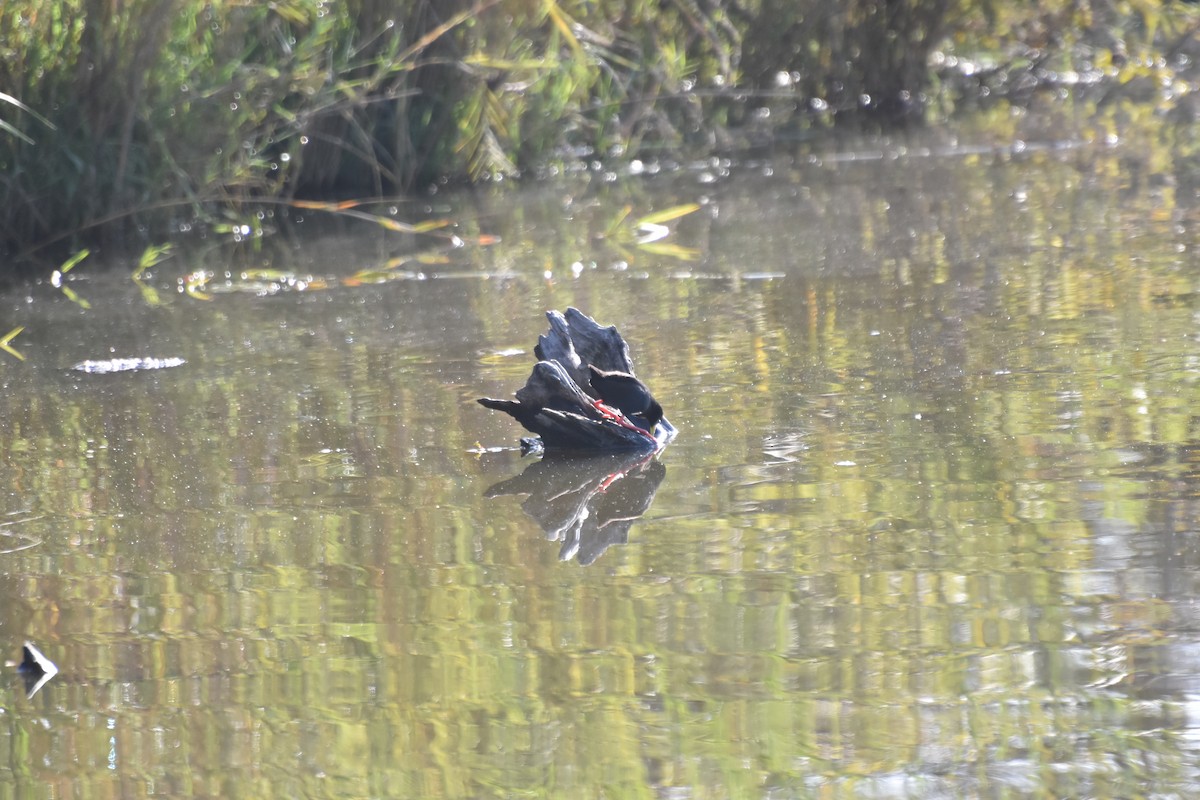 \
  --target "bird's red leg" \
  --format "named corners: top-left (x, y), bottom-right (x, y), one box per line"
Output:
top-left (592, 400), bottom-right (656, 441)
